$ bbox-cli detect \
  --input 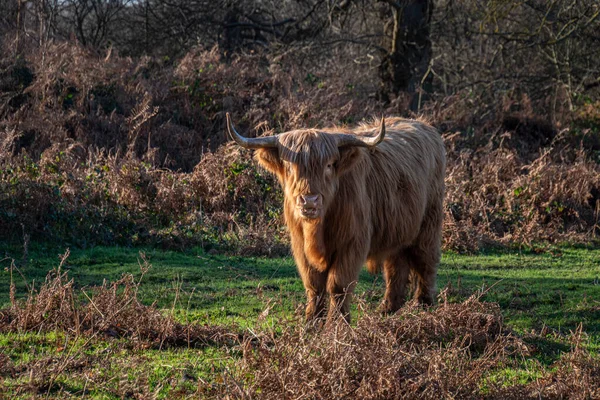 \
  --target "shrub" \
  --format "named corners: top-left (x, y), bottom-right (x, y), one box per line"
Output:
top-left (0, 41), bottom-right (599, 253)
